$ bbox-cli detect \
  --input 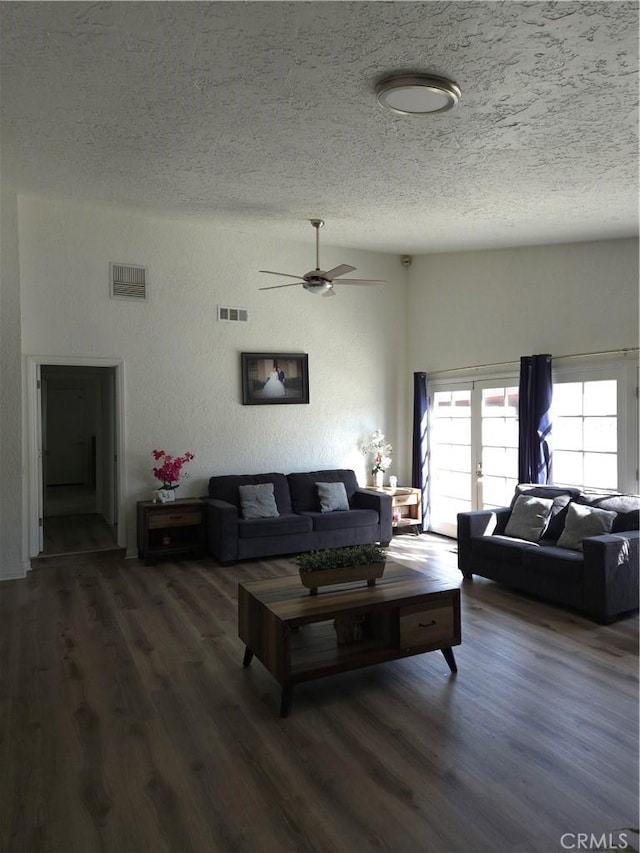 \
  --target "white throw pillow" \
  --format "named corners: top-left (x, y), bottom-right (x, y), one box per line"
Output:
top-left (504, 494), bottom-right (554, 542)
top-left (557, 502), bottom-right (617, 551)
top-left (316, 481), bottom-right (349, 513)
top-left (239, 483), bottom-right (279, 519)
